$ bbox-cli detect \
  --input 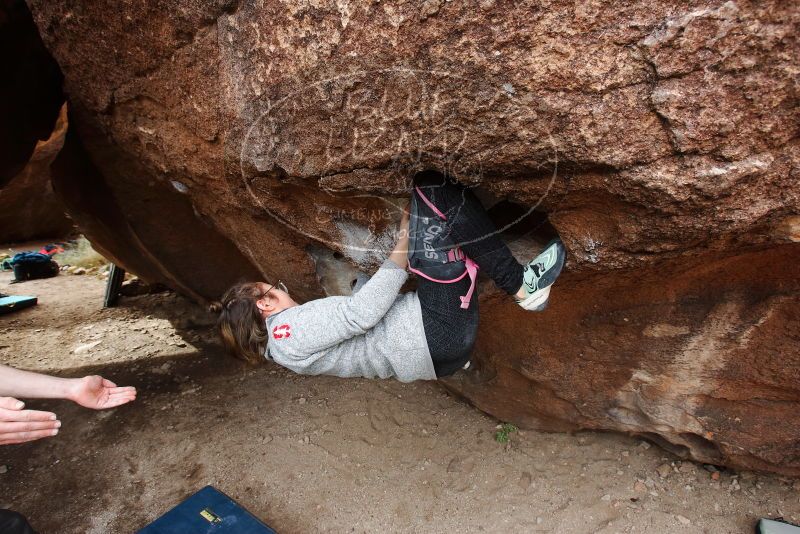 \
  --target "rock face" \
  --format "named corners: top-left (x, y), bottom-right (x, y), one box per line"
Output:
top-left (0, 104), bottom-right (73, 243)
top-left (0, 0), bottom-right (72, 242)
top-left (26, 1), bottom-right (799, 474)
